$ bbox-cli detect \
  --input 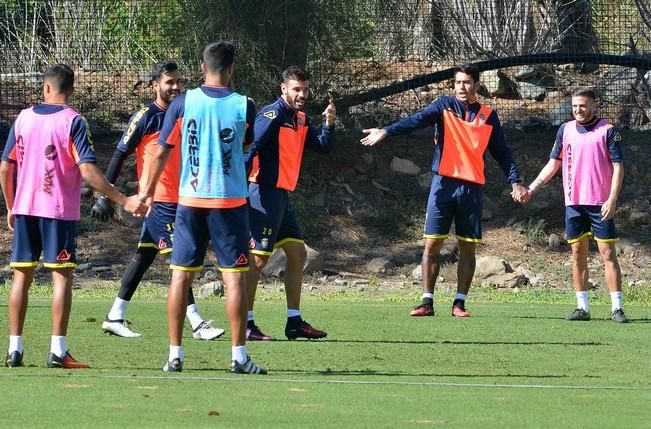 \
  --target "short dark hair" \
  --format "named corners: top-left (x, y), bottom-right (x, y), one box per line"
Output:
top-left (453, 64), bottom-right (480, 83)
top-left (202, 41), bottom-right (235, 73)
top-left (282, 66), bottom-right (310, 83)
top-left (572, 87), bottom-right (596, 101)
top-left (150, 60), bottom-right (178, 83)
top-left (44, 64), bottom-right (74, 93)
